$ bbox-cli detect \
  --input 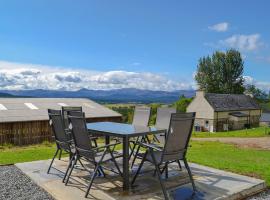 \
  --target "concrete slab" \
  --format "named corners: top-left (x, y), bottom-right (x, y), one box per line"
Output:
top-left (16, 158), bottom-right (266, 200)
